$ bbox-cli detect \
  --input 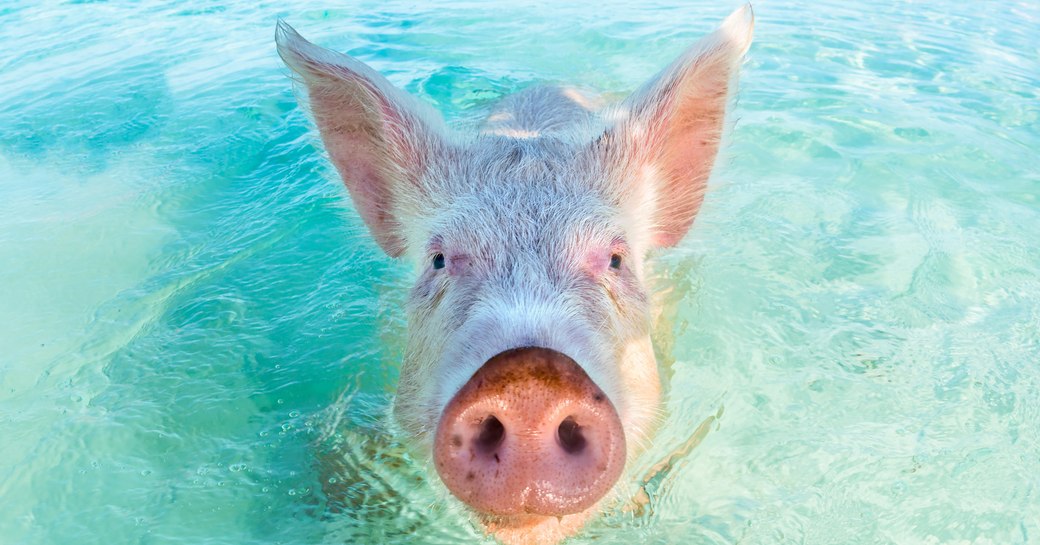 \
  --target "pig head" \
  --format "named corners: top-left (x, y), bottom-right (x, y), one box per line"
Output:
top-left (276, 6), bottom-right (752, 543)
